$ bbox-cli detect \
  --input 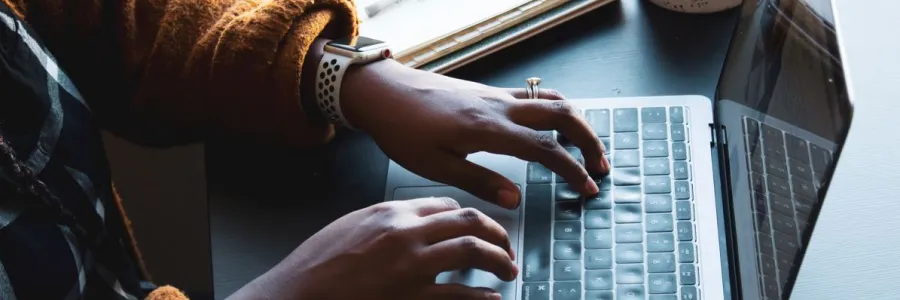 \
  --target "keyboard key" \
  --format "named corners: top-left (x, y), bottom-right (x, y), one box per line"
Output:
top-left (771, 213), bottom-right (797, 234)
top-left (676, 221), bottom-right (694, 241)
top-left (614, 204), bottom-right (642, 223)
top-left (586, 109), bottom-right (611, 137)
top-left (646, 214), bottom-right (675, 232)
top-left (809, 143), bottom-right (832, 174)
top-left (678, 242), bottom-right (695, 263)
top-left (585, 249), bottom-right (613, 269)
top-left (792, 177), bottom-right (816, 199)
top-left (614, 108), bottom-right (639, 132)
top-left (675, 201), bottom-right (692, 220)
top-left (617, 284), bottom-right (645, 300)
top-left (614, 133), bottom-right (639, 149)
top-left (673, 161), bottom-right (689, 180)
top-left (642, 107), bottom-right (667, 123)
top-left (556, 201), bottom-right (581, 220)
top-left (642, 123), bottom-right (668, 140)
top-left (648, 253), bottom-right (677, 273)
top-left (785, 133), bottom-right (810, 163)
top-left (674, 181), bottom-right (691, 200)
top-left (672, 142), bottom-right (687, 160)
top-left (680, 264), bottom-right (697, 285)
top-left (523, 185), bottom-right (552, 282)
top-left (649, 274), bottom-right (677, 294)
top-left (751, 173), bottom-right (766, 193)
top-left (762, 124), bottom-right (784, 147)
top-left (586, 291), bottom-right (614, 300)
top-left (566, 147), bottom-right (584, 165)
top-left (650, 295), bottom-right (678, 300)
top-left (615, 224), bottom-right (643, 243)
top-left (585, 192), bottom-right (612, 209)
top-left (681, 286), bottom-right (698, 300)
top-left (556, 183), bottom-right (581, 202)
top-left (765, 157), bottom-right (789, 179)
top-left (646, 194), bottom-right (673, 213)
top-left (554, 241), bottom-right (581, 260)
top-left (527, 163), bottom-right (552, 183)
top-left (644, 158), bottom-right (670, 175)
top-left (598, 178), bottom-right (611, 191)
top-left (585, 229), bottom-right (613, 249)
top-left (669, 107), bottom-right (684, 123)
top-left (553, 281), bottom-right (581, 300)
top-left (613, 168), bottom-right (641, 186)
top-left (600, 138), bottom-right (611, 154)
top-left (789, 158), bottom-right (813, 181)
top-left (584, 210), bottom-right (612, 229)
top-left (553, 261), bottom-right (581, 281)
top-left (647, 233), bottom-right (675, 252)
top-left (616, 264), bottom-right (645, 284)
top-left (774, 231), bottom-right (800, 257)
top-left (555, 221), bottom-right (581, 240)
top-left (644, 141), bottom-right (669, 157)
top-left (616, 244), bottom-right (644, 263)
top-left (670, 124), bottom-right (686, 142)
top-left (745, 117), bottom-right (760, 140)
top-left (645, 176), bottom-right (672, 194)
top-left (584, 270), bottom-right (613, 290)
top-left (614, 186), bottom-right (642, 203)
top-left (522, 282), bottom-right (550, 300)
top-left (613, 150), bottom-right (640, 167)
top-left (766, 176), bottom-right (791, 197)
top-left (768, 193), bottom-right (793, 217)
